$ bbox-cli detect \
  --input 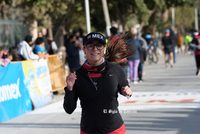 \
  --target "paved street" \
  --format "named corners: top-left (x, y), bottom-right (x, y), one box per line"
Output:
top-left (0, 52), bottom-right (200, 134)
